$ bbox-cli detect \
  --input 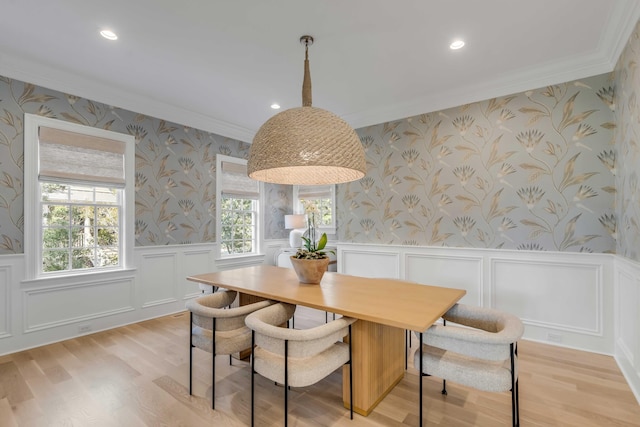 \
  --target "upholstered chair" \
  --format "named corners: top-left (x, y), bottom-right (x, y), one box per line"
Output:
top-left (246, 302), bottom-right (357, 426)
top-left (186, 290), bottom-right (273, 409)
top-left (415, 303), bottom-right (524, 427)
